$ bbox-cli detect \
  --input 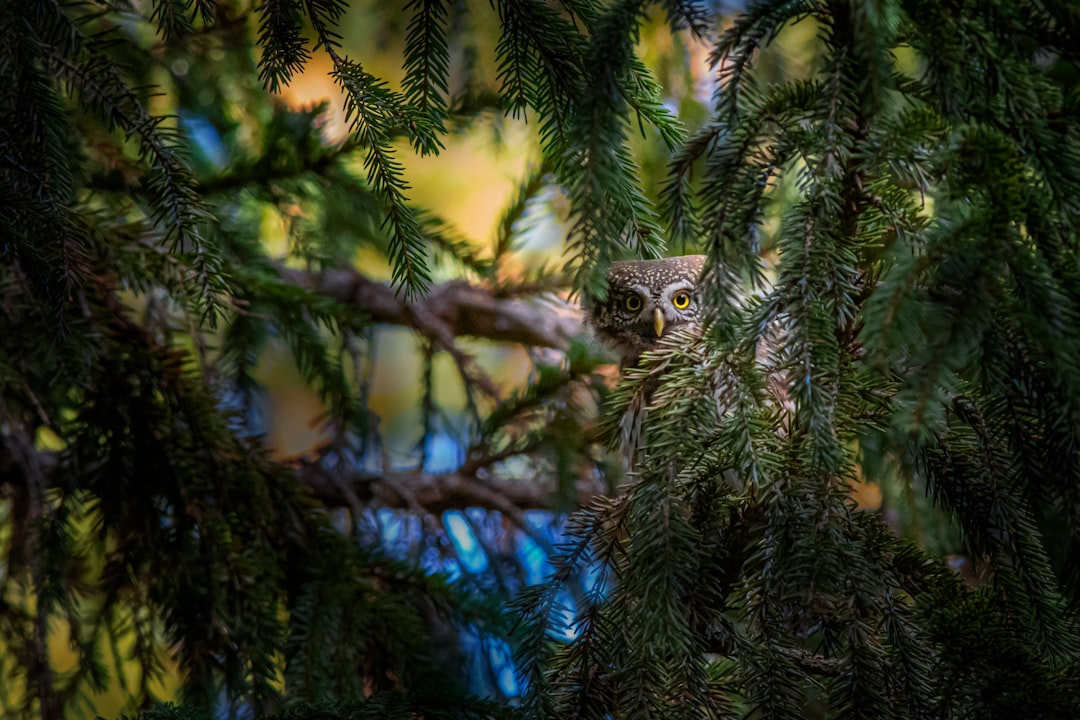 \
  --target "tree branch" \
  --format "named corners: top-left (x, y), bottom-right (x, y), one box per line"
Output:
top-left (280, 459), bottom-right (607, 514)
top-left (1, 443), bottom-right (603, 523)
top-left (279, 266), bottom-right (584, 350)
